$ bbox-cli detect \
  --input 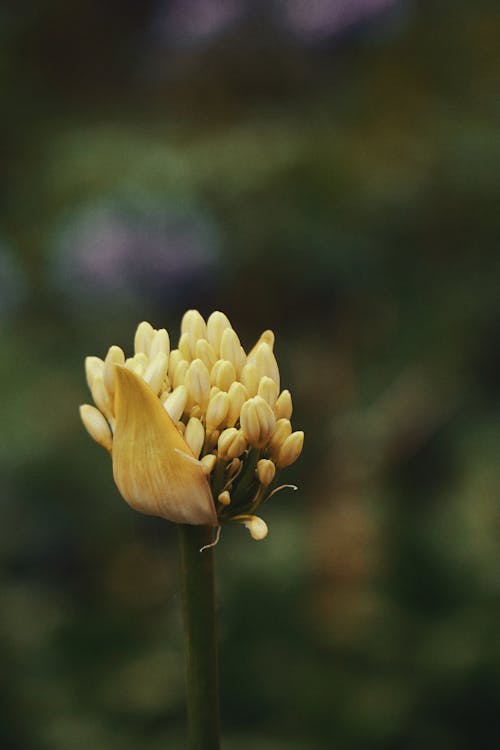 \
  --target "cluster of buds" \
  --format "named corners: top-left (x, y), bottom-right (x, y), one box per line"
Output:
top-left (80, 311), bottom-right (303, 541)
